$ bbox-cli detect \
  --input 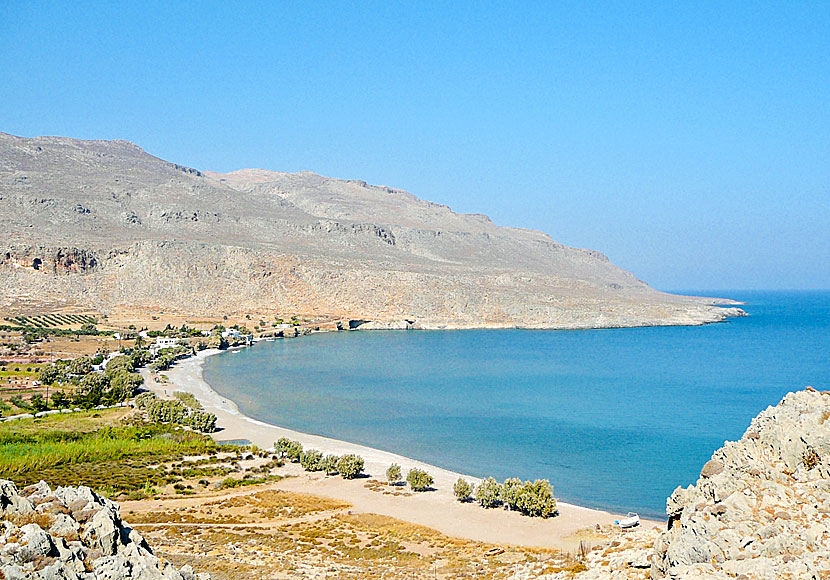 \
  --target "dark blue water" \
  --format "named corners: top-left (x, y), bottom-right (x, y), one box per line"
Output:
top-left (203, 291), bottom-right (830, 518)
